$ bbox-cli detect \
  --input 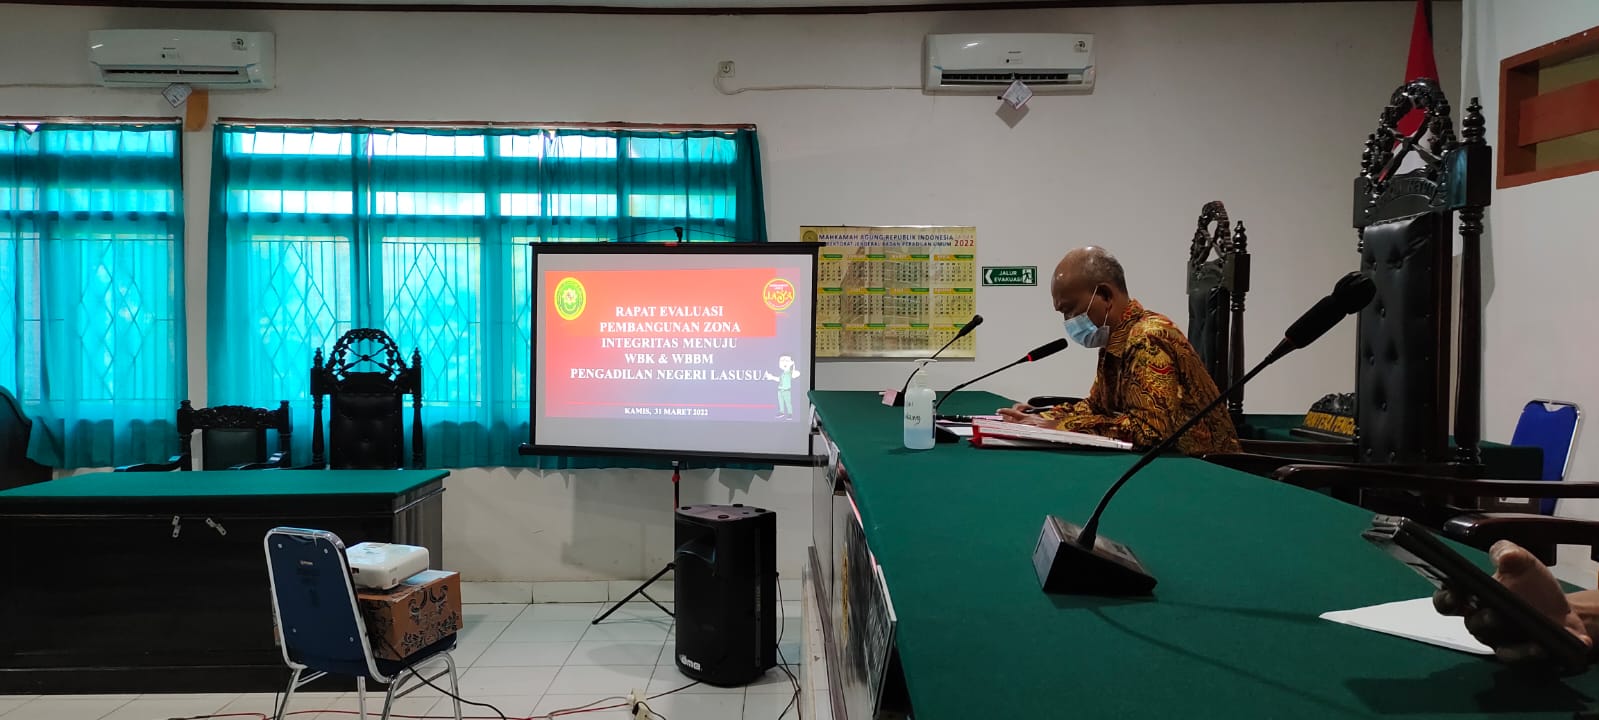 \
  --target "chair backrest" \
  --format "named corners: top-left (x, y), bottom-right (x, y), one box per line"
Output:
top-left (1186, 201), bottom-right (1251, 425)
top-left (263, 527), bottom-right (384, 682)
top-left (182, 401), bottom-right (293, 471)
top-left (1511, 400), bottom-right (1582, 514)
top-left (1351, 79), bottom-right (1489, 466)
top-left (310, 329), bottom-right (425, 469)
top-left (1187, 201), bottom-right (1232, 390)
top-left (0, 386), bottom-right (49, 489)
